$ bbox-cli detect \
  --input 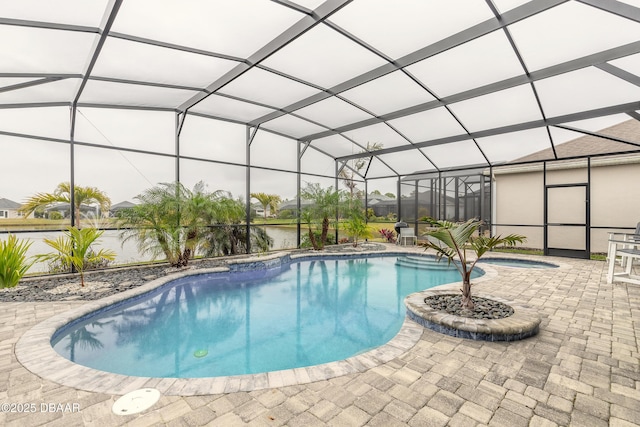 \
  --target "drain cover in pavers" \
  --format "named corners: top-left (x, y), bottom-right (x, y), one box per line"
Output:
top-left (112, 388), bottom-right (161, 415)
